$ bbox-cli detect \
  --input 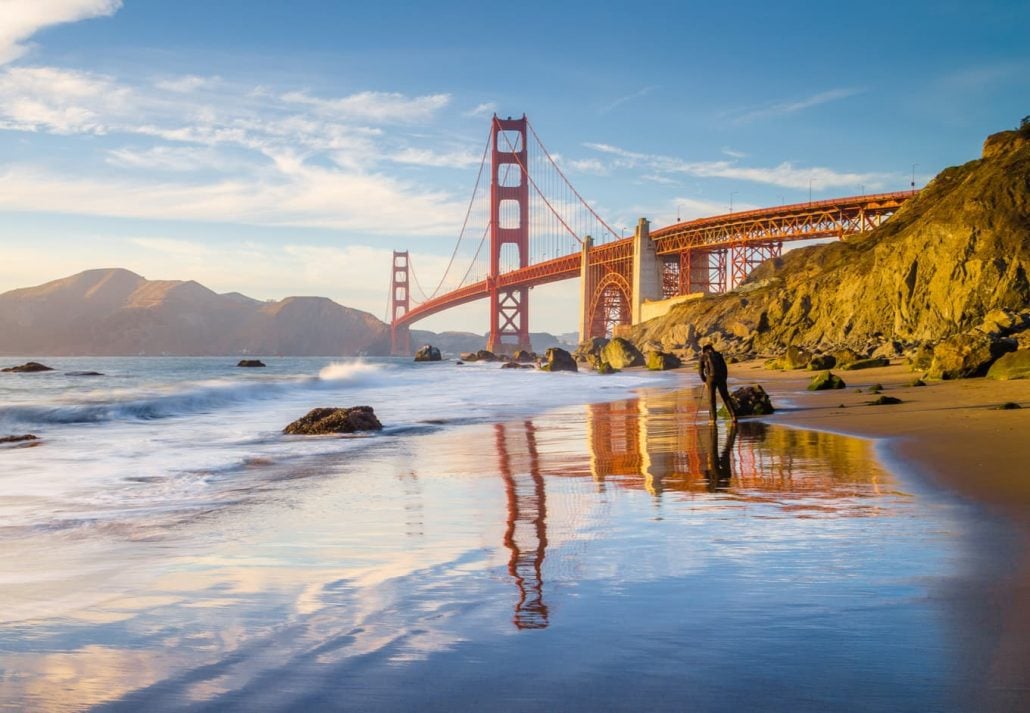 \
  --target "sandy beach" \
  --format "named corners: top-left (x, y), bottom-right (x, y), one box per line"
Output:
top-left (731, 360), bottom-right (1030, 710)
